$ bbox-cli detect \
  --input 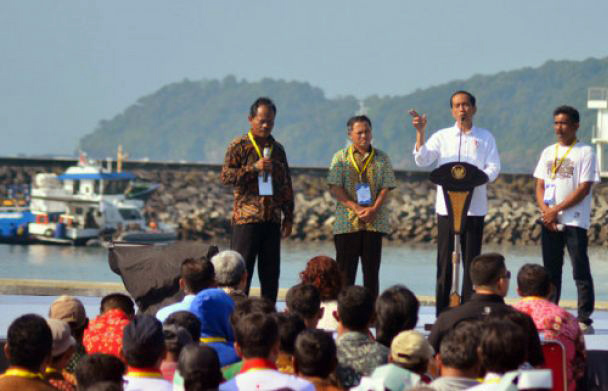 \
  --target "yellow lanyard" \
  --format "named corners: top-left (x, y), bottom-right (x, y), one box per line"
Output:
top-left (127, 371), bottom-right (164, 379)
top-left (522, 296), bottom-right (544, 301)
top-left (248, 131), bottom-right (273, 159)
top-left (200, 336), bottom-right (227, 343)
top-left (44, 367), bottom-right (59, 375)
top-left (349, 146), bottom-right (375, 180)
top-left (551, 141), bottom-right (576, 179)
top-left (3, 368), bottom-right (44, 380)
